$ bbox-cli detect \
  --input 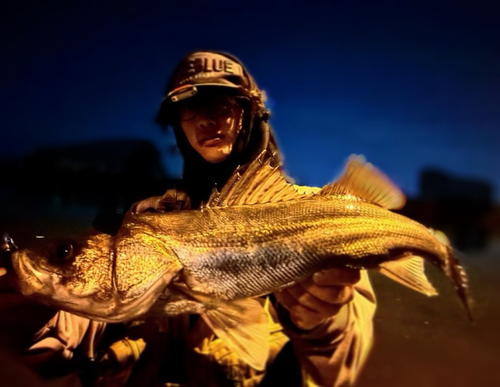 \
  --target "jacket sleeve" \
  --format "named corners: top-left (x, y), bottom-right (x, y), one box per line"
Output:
top-left (23, 310), bottom-right (106, 376)
top-left (277, 271), bottom-right (376, 387)
top-left (0, 289), bottom-right (106, 385)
